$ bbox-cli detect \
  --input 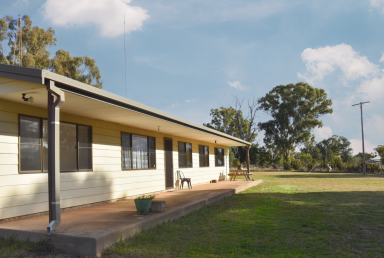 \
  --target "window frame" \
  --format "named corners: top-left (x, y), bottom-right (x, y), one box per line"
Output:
top-left (198, 145), bottom-right (210, 167)
top-left (215, 147), bottom-right (225, 167)
top-left (18, 114), bottom-right (44, 173)
top-left (18, 114), bottom-right (93, 174)
top-left (121, 132), bottom-right (156, 171)
top-left (178, 141), bottom-right (192, 168)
